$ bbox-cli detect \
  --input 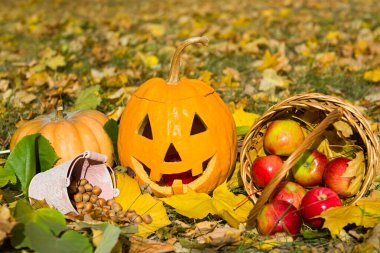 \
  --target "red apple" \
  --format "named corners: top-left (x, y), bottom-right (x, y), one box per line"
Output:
top-left (292, 150), bottom-right (328, 187)
top-left (257, 200), bottom-right (302, 236)
top-left (324, 157), bottom-right (357, 197)
top-left (251, 155), bottom-right (283, 188)
top-left (271, 181), bottom-right (307, 209)
top-left (263, 120), bottom-right (305, 156)
top-left (300, 187), bottom-right (342, 229)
